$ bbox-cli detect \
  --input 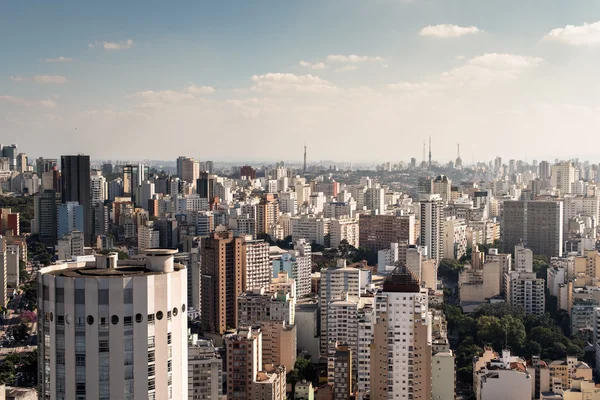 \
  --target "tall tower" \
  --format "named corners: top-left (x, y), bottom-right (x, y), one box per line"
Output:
top-left (428, 136), bottom-right (432, 168)
top-left (303, 145), bottom-right (307, 175)
top-left (38, 250), bottom-right (188, 400)
top-left (61, 155), bottom-right (91, 245)
top-left (455, 143), bottom-right (463, 169)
